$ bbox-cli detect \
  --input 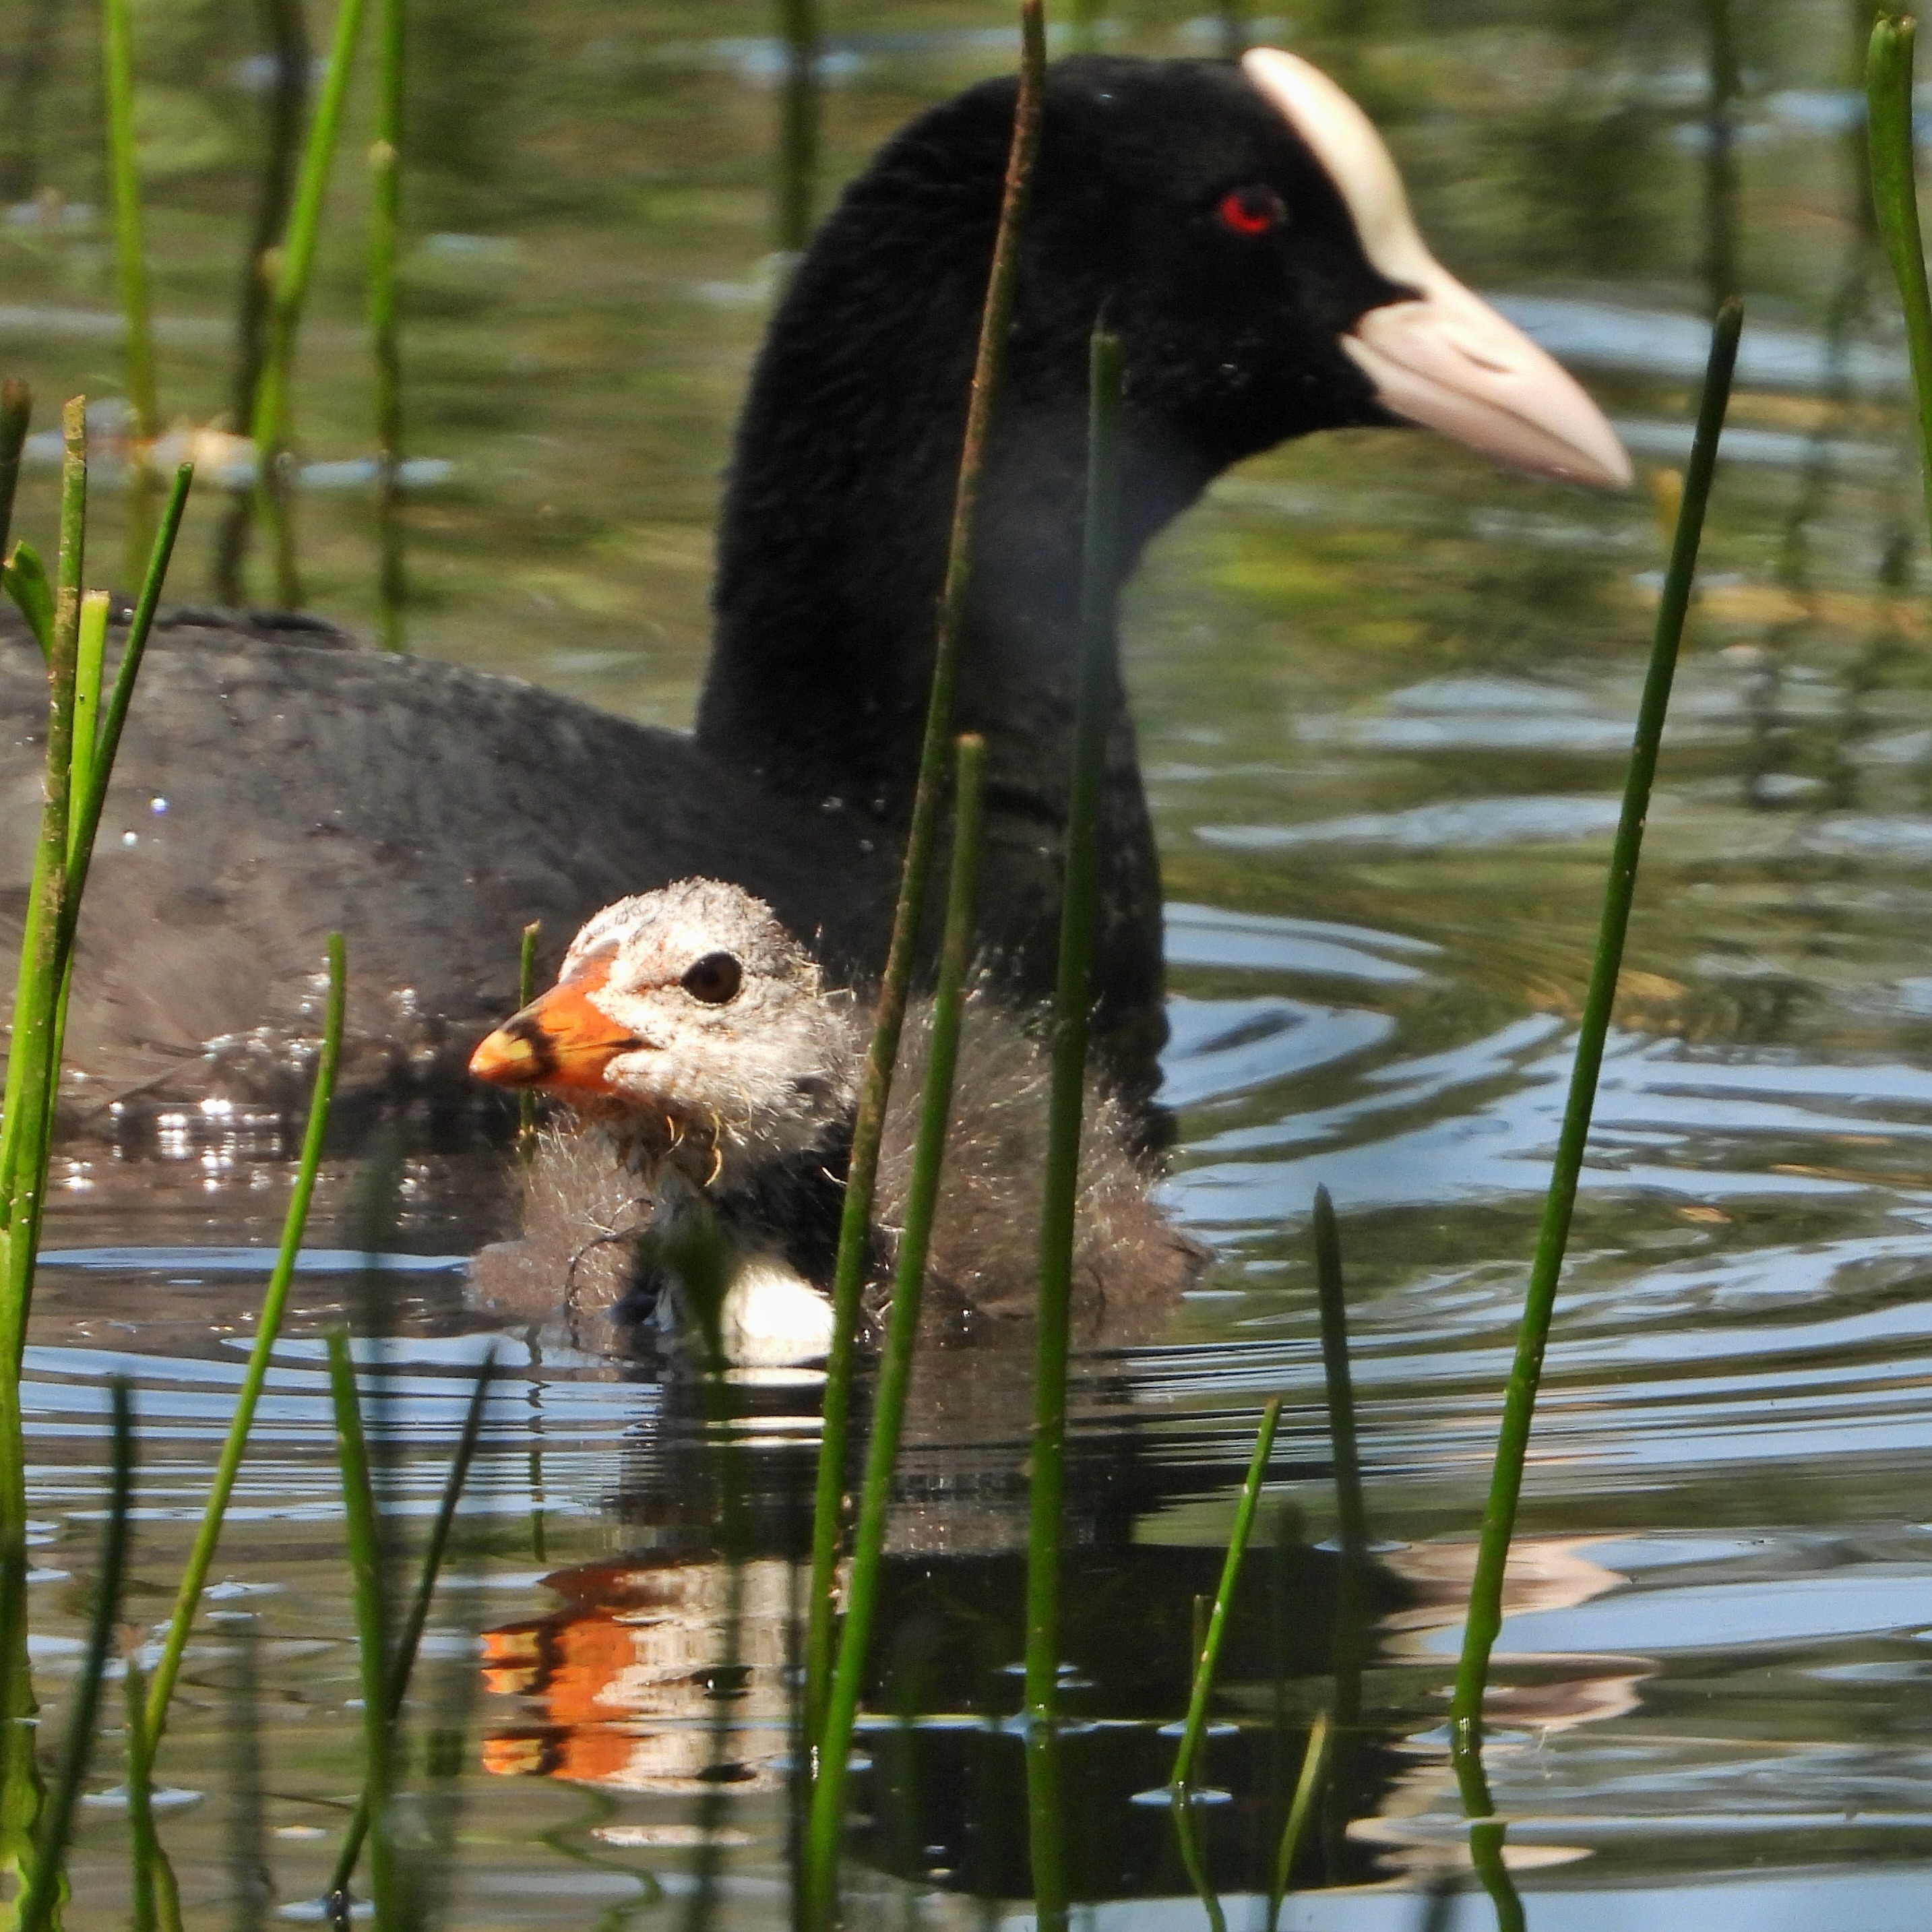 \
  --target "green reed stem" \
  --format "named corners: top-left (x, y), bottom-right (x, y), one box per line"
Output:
top-left (801, 733), bottom-right (985, 1932)
top-left (0, 397), bottom-right (84, 1294)
top-left (3, 541), bottom-right (53, 662)
top-left (67, 592), bottom-right (108, 852)
top-left (141, 933), bottom-right (344, 1742)
top-left (250, 0), bottom-right (372, 606)
top-left (102, 0), bottom-right (156, 443)
top-left (369, 0), bottom-right (404, 648)
top-left (801, 0), bottom-right (1045, 1761)
top-left (61, 464), bottom-right (191, 964)
top-left (18, 1379), bottom-right (133, 1932)
top-left (1447, 301), bottom-right (1741, 1862)
top-left (516, 921), bottom-right (540, 1160)
top-left (1168, 1396), bottom-right (1283, 1932)
top-left (1021, 319), bottom-right (1121, 1932)
top-left (123, 1651), bottom-right (185, 1932)
top-left (327, 1328), bottom-right (403, 1929)
top-left (102, 0), bottom-right (159, 572)
top-left (1265, 1711), bottom-right (1330, 1932)
top-left (1, 460), bottom-right (191, 1288)
top-left (1869, 15), bottom-right (1932, 547)
top-left (1311, 1186), bottom-right (1367, 1563)
top-left (0, 378), bottom-right (30, 565)
top-left (774, 0), bottom-right (820, 257)
top-left (0, 399), bottom-right (84, 1925)
top-left (329, 1352), bottom-right (495, 1902)
top-left (1070, 0), bottom-right (1102, 55)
